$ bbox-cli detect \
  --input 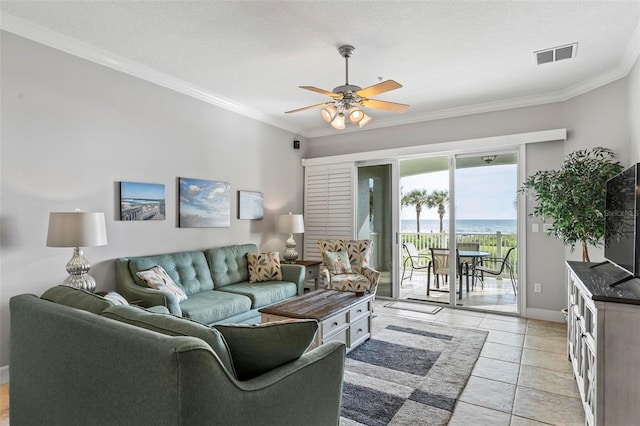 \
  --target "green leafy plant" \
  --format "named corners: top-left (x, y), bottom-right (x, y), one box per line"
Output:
top-left (519, 146), bottom-right (622, 261)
